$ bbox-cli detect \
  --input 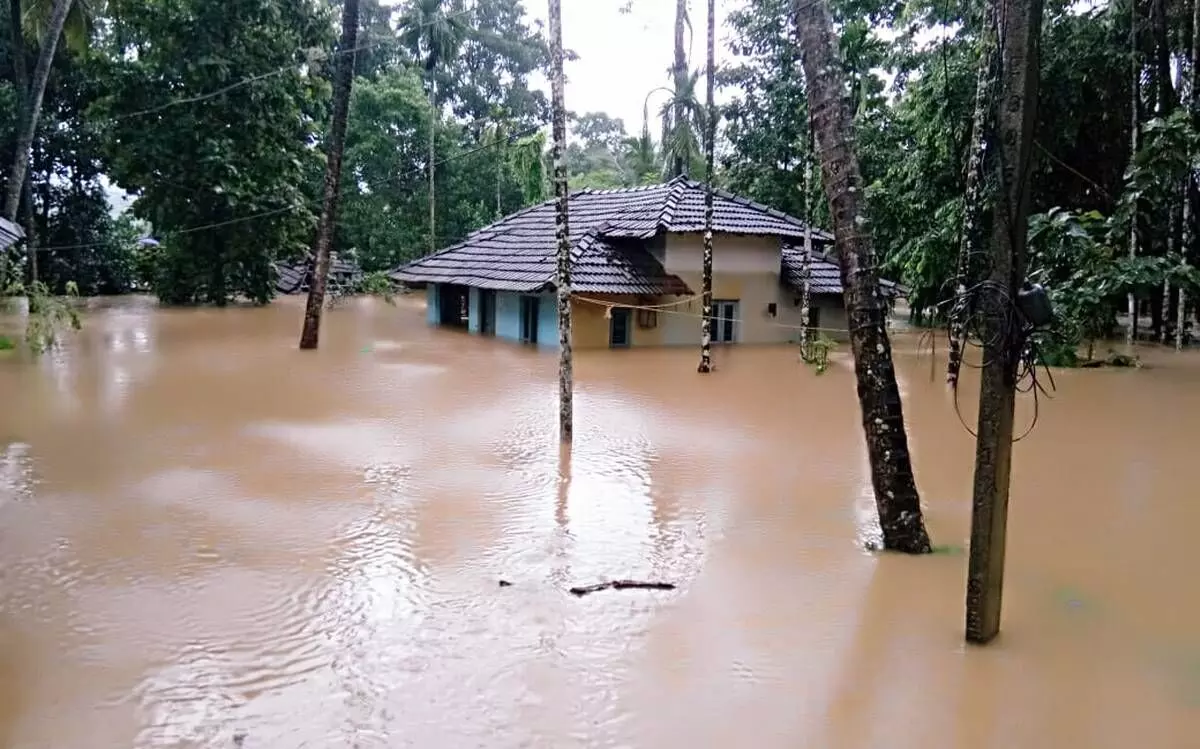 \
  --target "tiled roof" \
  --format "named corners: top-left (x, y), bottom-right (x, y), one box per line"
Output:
top-left (574, 233), bottom-right (692, 296)
top-left (0, 217), bottom-right (24, 251)
top-left (781, 242), bottom-right (906, 298)
top-left (272, 254), bottom-right (362, 294)
top-left (389, 176), bottom-right (829, 294)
